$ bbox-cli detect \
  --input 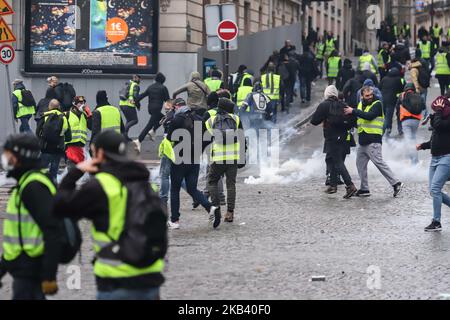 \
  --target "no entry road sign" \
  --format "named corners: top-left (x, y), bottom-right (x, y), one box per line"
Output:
top-left (217, 19), bottom-right (238, 42)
